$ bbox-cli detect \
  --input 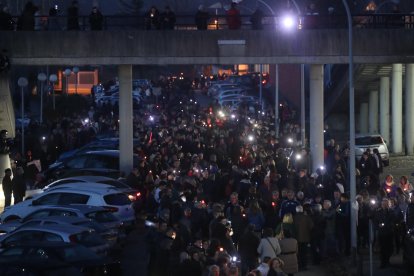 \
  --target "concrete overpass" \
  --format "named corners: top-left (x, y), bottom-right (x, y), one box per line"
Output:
top-left (1, 29), bottom-right (414, 65)
top-left (1, 28), bottom-right (414, 174)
